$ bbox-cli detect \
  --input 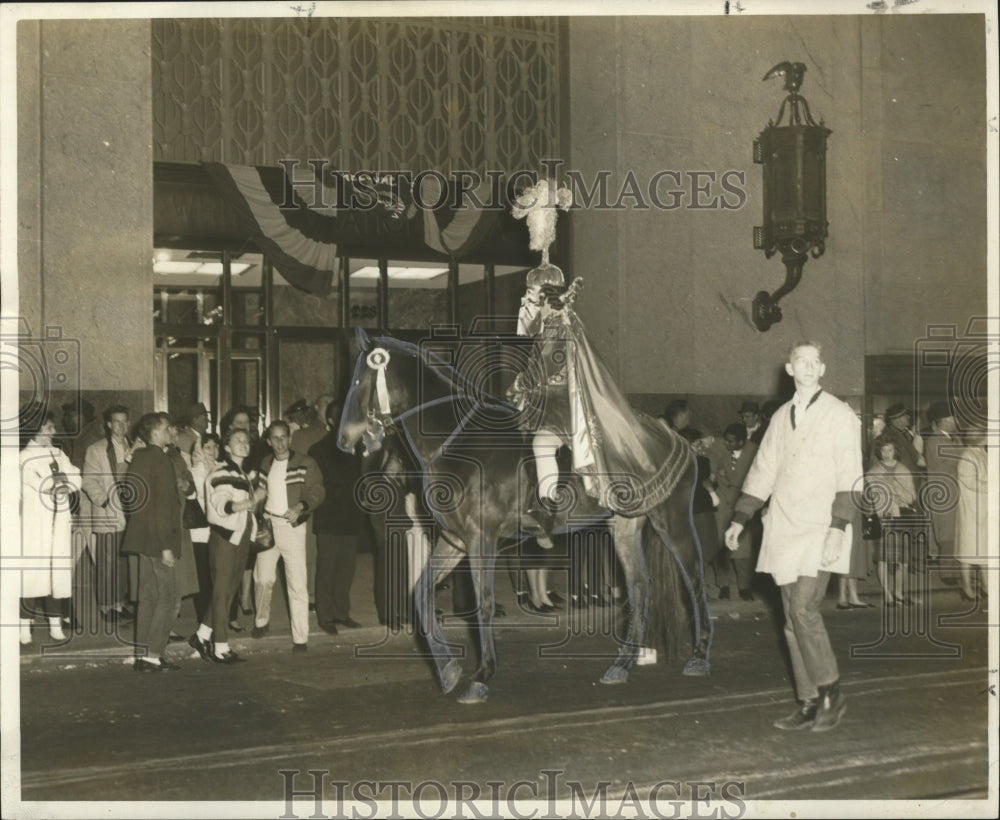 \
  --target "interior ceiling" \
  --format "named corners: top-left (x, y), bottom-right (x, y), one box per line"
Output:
top-left (152, 249), bottom-right (528, 290)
